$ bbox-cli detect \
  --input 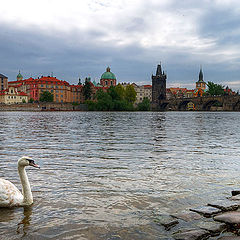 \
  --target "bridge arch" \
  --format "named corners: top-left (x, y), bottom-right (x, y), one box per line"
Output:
top-left (233, 101), bottom-right (240, 111)
top-left (203, 100), bottom-right (223, 111)
top-left (159, 102), bottom-right (170, 111)
top-left (178, 100), bottom-right (195, 111)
